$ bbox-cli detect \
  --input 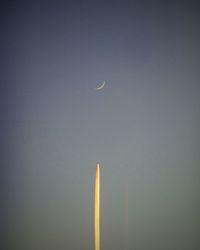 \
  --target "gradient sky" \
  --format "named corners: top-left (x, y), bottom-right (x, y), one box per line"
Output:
top-left (1, 1), bottom-right (200, 249)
